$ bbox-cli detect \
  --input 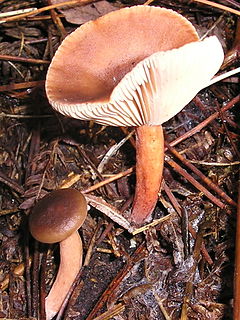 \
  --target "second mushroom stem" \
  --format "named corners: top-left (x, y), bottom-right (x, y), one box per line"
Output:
top-left (45, 232), bottom-right (83, 320)
top-left (131, 125), bottom-right (164, 225)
